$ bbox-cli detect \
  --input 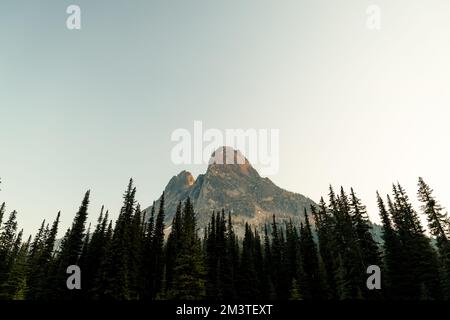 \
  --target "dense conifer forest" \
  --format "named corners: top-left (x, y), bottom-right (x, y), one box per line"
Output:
top-left (0, 177), bottom-right (449, 300)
